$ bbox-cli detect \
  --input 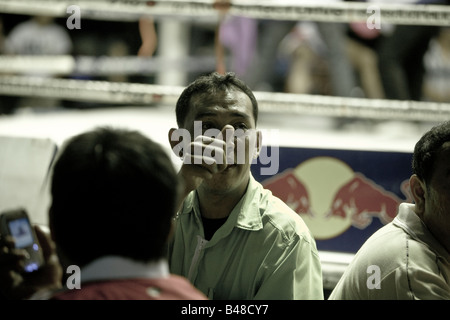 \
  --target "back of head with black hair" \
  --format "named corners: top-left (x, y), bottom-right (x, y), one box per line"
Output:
top-left (175, 72), bottom-right (259, 128)
top-left (50, 127), bottom-right (179, 267)
top-left (412, 121), bottom-right (450, 184)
